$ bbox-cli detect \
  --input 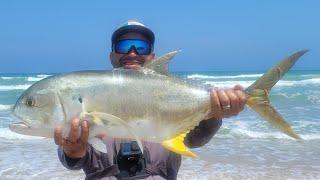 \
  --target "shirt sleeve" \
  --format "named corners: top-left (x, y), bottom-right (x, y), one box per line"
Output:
top-left (58, 144), bottom-right (116, 177)
top-left (57, 146), bottom-right (89, 170)
top-left (166, 152), bottom-right (182, 180)
top-left (184, 118), bottom-right (222, 148)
